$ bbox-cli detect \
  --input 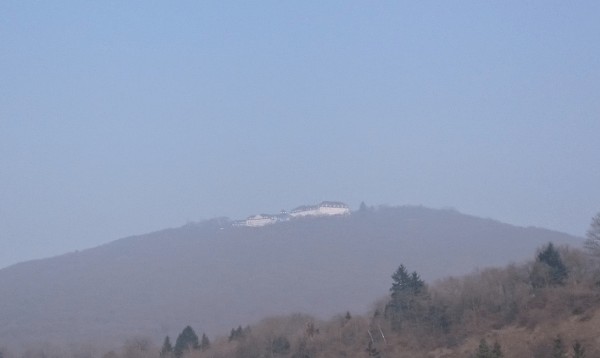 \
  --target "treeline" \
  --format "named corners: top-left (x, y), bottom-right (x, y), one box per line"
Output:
top-left (97, 242), bottom-right (599, 358)
top-left (6, 244), bottom-right (600, 358)
top-left (4, 214), bottom-right (600, 358)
